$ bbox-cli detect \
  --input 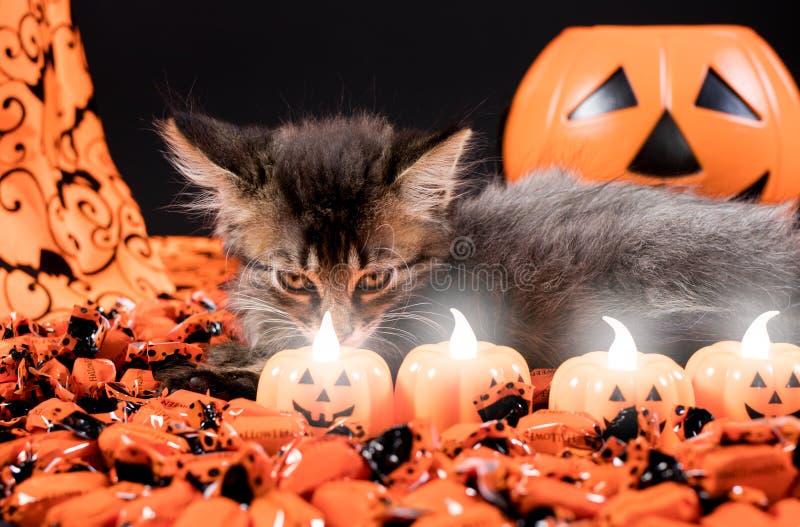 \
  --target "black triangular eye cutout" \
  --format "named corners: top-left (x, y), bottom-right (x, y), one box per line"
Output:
top-left (517, 374), bottom-right (524, 383)
top-left (334, 370), bottom-right (351, 386)
top-left (646, 386), bottom-right (662, 401)
top-left (298, 368), bottom-right (314, 384)
top-left (751, 372), bottom-right (767, 388)
top-left (568, 67), bottom-right (638, 120)
top-left (787, 372), bottom-right (800, 388)
top-left (695, 68), bottom-right (760, 121)
top-left (609, 385), bottom-right (626, 402)
top-left (490, 378), bottom-right (498, 387)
